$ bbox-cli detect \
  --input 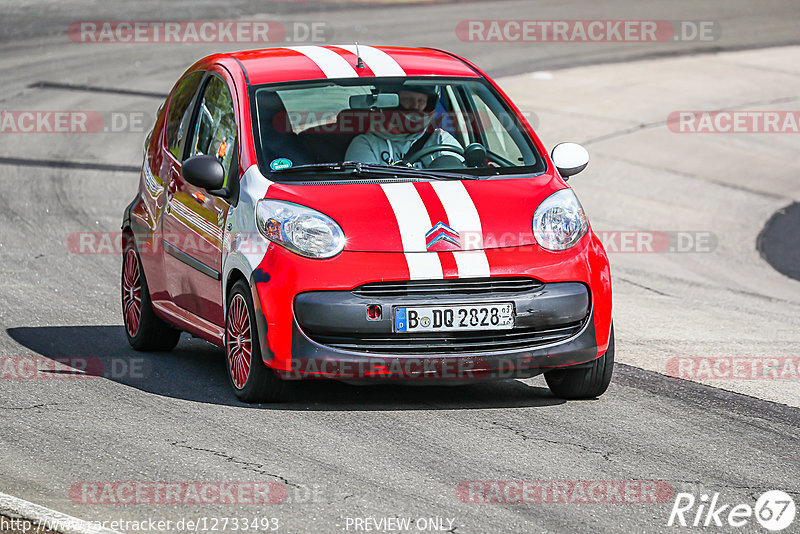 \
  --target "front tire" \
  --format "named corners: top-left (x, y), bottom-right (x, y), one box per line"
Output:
top-left (122, 238), bottom-right (181, 351)
top-left (225, 280), bottom-right (290, 403)
top-left (544, 325), bottom-right (615, 399)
